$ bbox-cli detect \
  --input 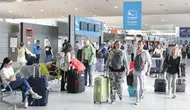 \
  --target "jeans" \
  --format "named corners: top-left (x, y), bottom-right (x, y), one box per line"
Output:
top-left (84, 62), bottom-right (92, 86)
top-left (155, 60), bottom-right (162, 68)
top-left (36, 54), bottom-right (40, 63)
top-left (46, 55), bottom-right (52, 62)
top-left (167, 73), bottom-right (177, 95)
top-left (8, 78), bottom-right (31, 102)
top-left (163, 51), bottom-right (166, 58)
